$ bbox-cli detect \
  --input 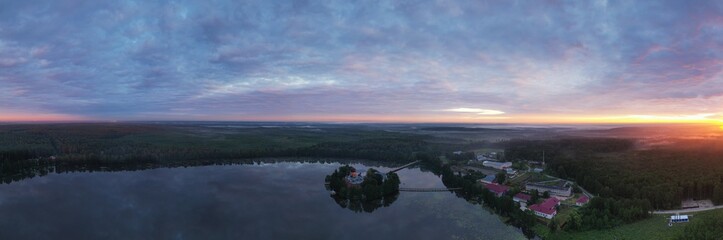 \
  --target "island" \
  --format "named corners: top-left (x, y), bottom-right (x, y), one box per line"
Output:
top-left (325, 165), bottom-right (400, 201)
